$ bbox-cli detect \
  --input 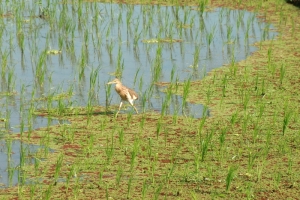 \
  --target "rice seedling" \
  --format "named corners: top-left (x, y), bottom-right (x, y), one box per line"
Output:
top-left (139, 113), bottom-right (146, 130)
top-left (242, 113), bottom-right (251, 135)
top-left (201, 130), bottom-right (212, 161)
top-left (193, 148), bottom-right (201, 174)
top-left (18, 165), bottom-right (26, 187)
top-left (172, 105), bottom-right (179, 124)
top-left (287, 154), bottom-right (293, 178)
top-left (226, 24), bottom-right (233, 42)
top-left (206, 25), bottom-right (216, 46)
top-left (117, 128), bottom-right (124, 148)
top-left (229, 54), bottom-right (237, 76)
top-left (44, 184), bottom-right (53, 200)
top-left (141, 179), bottom-right (148, 200)
top-left (152, 45), bottom-right (163, 83)
top-left (154, 183), bottom-right (163, 200)
top-left (1, 51), bottom-right (9, 78)
top-left (116, 47), bottom-right (124, 77)
top-left (279, 63), bottom-right (286, 86)
top-left (29, 183), bottom-right (37, 200)
top-left (4, 109), bottom-right (11, 131)
top-left (7, 166), bottom-right (15, 187)
top-left (219, 126), bottom-right (227, 151)
top-left (252, 122), bottom-right (260, 143)
top-left (258, 101), bottom-right (265, 119)
top-left (282, 104), bottom-right (293, 136)
top-left (226, 165), bottom-right (238, 192)
top-left (105, 183), bottom-right (109, 200)
top-left (54, 153), bottom-right (64, 183)
top-left (248, 151), bottom-right (258, 170)
top-left (98, 168), bottom-right (104, 185)
top-left (182, 77), bottom-right (191, 108)
top-left (19, 144), bottom-right (26, 169)
top-left (6, 138), bottom-right (12, 159)
top-left (198, 0), bottom-right (208, 13)
top-left (105, 137), bottom-right (114, 165)
top-left (115, 164), bottom-right (124, 187)
top-left (130, 137), bottom-right (140, 172)
top-left (273, 171), bottom-right (282, 190)
top-left (34, 157), bottom-right (41, 176)
top-left (150, 153), bottom-right (158, 184)
top-left (193, 45), bottom-right (200, 68)
top-left (230, 109), bottom-right (238, 127)
top-left (156, 118), bottom-right (162, 139)
top-left (126, 174), bottom-right (133, 199)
